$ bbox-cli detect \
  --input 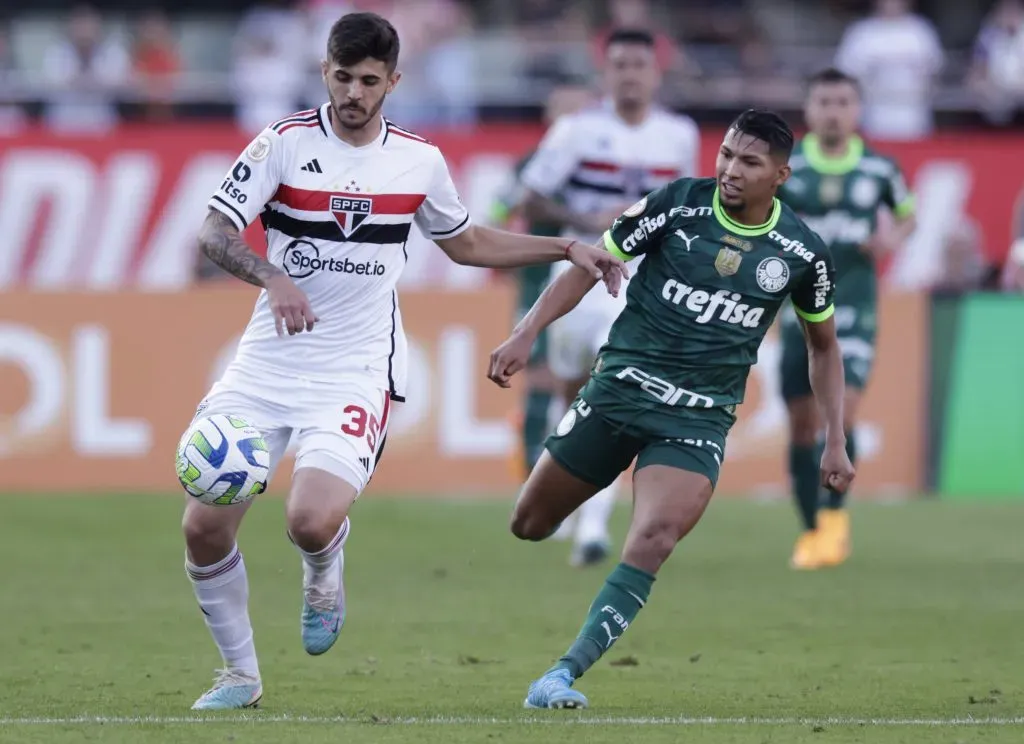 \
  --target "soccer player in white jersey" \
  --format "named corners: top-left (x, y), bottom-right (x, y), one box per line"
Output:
top-left (183, 12), bottom-right (626, 711)
top-left (517, 28), bottom-right (700, 568)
